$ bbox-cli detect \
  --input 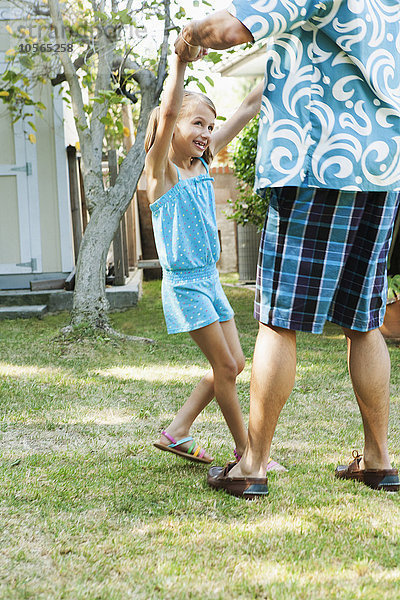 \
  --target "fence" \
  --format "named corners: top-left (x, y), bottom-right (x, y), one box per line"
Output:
top-left (66, 145), bottom-right (140, 286)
